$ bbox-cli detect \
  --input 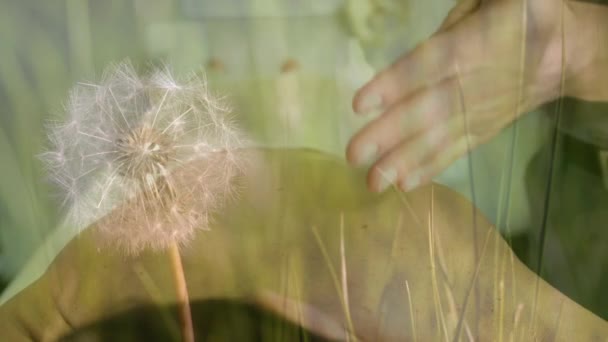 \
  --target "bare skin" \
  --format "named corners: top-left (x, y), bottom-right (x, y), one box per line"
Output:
top-left (0, 149), bottom-right (606, 341)
top-left (347, 0), bottom-right (608, 193)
